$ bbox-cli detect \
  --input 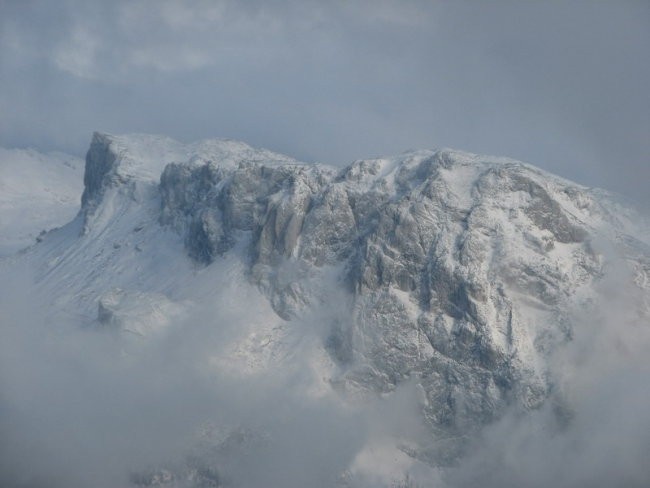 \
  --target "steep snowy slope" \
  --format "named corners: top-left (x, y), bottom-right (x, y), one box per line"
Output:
top-left (0, 147), bottom-right (83, 256)
top-left (1, 132), bottom-right (648, 487)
